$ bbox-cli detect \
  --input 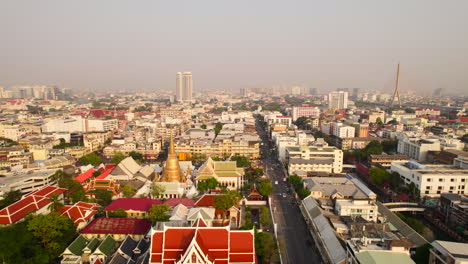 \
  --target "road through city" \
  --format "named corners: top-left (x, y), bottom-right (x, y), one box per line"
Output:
top-left (256, 119), bottom-right (322, 264)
